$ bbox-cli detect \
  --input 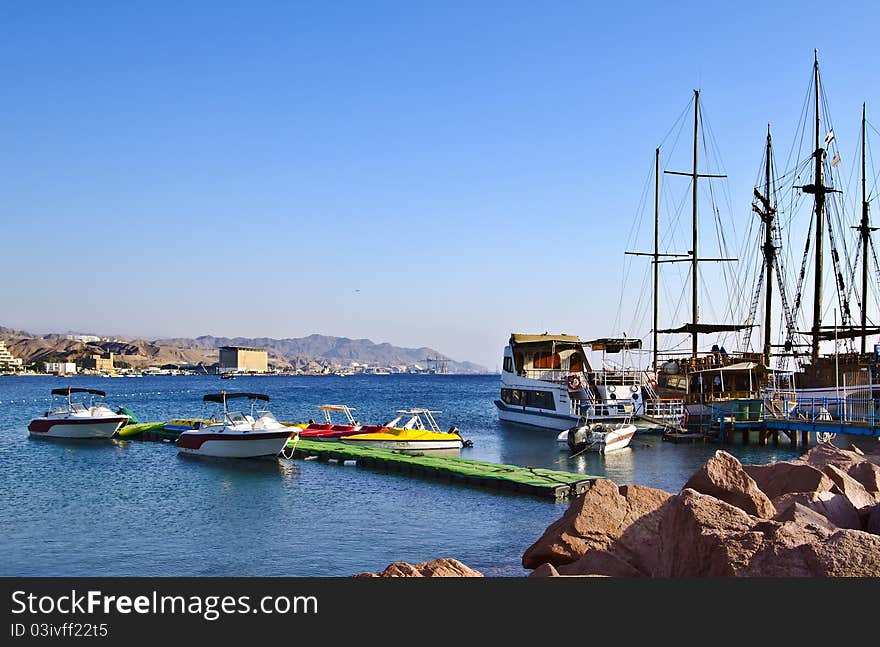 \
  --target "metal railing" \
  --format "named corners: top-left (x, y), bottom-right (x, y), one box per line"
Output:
top-left (570, 399), bottom-right (634, 418)
top-left (643, 398), bottom-right (685, 418)
top-left (763, 392), bottom-right (880, 426)
top-left (516, 368), bottom-right (648, 386)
